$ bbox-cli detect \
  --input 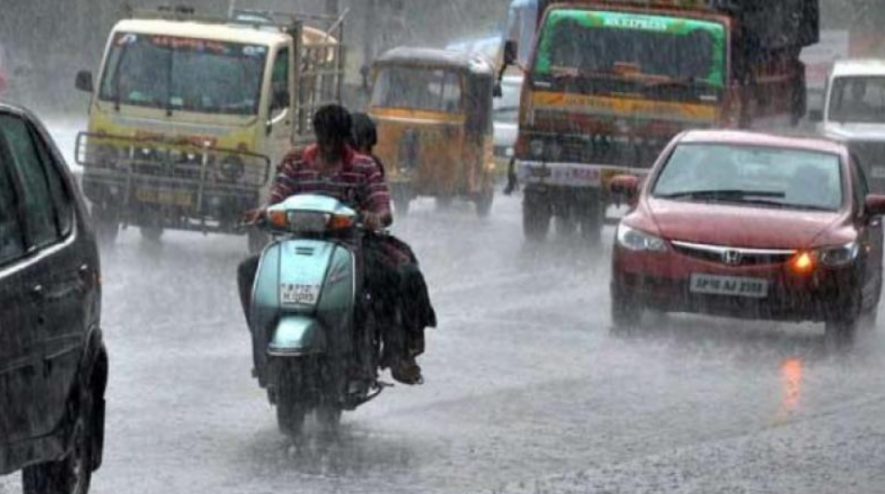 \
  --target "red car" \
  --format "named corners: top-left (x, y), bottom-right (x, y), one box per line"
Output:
top-left (610, 130), bottom-right (885, 343)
